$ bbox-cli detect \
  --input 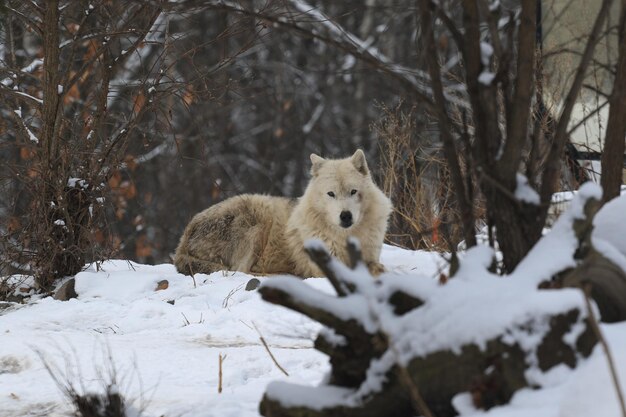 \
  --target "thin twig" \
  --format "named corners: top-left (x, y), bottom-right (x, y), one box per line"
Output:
top-left (218, 353), bottom-right (226, 394)
top-left (567, 99), bottom-right (610, 135)
top-left (252, 322), bottom-right (289, 376)
top-left (222, 284), bottom-right (244, 308)
top-left (397, 364), bottom-right (436, 417)
top-left (540, 0), bottom-right (614, 202)
top-left (583, 285), bottom-right (626, 417)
